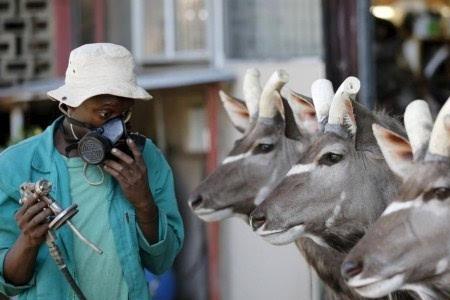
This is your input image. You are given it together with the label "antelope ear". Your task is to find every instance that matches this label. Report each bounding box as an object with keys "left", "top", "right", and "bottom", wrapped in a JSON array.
[
  {"left": 343, "top": 99, "right": 357, "bottom": 137},
  {"left": 288, "top": 90, "right": 319, "bottom": 134},
  {"left": 219, "top": 90, "right": 250, "bottom": 133},
  {"left": 373, "top": 124, "right": 414, "bottom": 179}
]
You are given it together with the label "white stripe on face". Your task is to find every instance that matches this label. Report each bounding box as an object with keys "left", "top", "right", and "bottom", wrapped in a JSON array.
[
  {"left": 253, "top": 172, "right": 279, "bottom": 205},
  {"left": 435, "top": 258, "right": 448, "bottom": 275},
  {"left": 325, "top": 191, "right": 346, "bottom": 228},
  {"left": 257, "top": 224, "right": 306, "bottom": 245},
  {"left": 222, "top": 151, "right": 251, "bottom": 165},
  {"left": 255, "top": 224, "right": 284, "bottom": 236},
  {"left": 381, "top": 199, "right": 421, "bottom": 216},
  {"left": 286, "top": 163, "right": 315, "bottom": 176},
  {"left": 348, "top": 274, "right": 405, "bottom": 298},
  {"left": 254, "top": 186, "right": 271, "bottom": 206},
  {"left": 303, "top": 233, "right": 330, "bottom": 248},
  {"left": 195, "top": 207, "right": 233, "bottom": 222},
  {"left": 402, "top": 284, "right": 437, "bottom": 300}
]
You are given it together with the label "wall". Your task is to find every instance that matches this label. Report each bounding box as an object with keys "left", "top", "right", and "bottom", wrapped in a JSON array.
[
  {"left": 138, "top": 87, "right": 210, "bottom": 300},
  {"left": 218, "top": 57, "right": 325, "bottom": 300},
  {"left": 106, "top": 0, "right": 132, "bottom": 49},
  {"left": 0, "top": 0, "right": 53, "bottom": 87}
]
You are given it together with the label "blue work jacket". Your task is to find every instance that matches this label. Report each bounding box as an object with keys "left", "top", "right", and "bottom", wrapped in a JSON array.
[{"left": 0, "top": 117, "right": 184, "bottom": 299}]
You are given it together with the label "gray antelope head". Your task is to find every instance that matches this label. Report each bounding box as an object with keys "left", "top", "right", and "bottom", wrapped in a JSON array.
[
  {"left": 343, "top": 99, "right": 450, "bottom": 299},
  {"left": 188, "top": 69, "right": 328, "bottom": 222},
  {"left": 250, "top": 76, "right": 406, "bottom": 250}
]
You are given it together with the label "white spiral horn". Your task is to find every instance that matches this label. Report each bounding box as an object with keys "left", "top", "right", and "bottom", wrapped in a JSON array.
[
  {"left": 311, "top": 79, "right": 334, "bottom": 125},
  {"left": 259, "top": 70, "right": 289, "bottom": 118},
  {"left": 427, "top": 97, "right": 450, "bottom": 159},
  {"left": 404, "top": 100, "right": 433, "bottom": 159},
  {"left": 326, "top": 76, "right": 360, "bottom": 136},
  {"left": 243, "top": 68, "right": 262, "bottom": 118}
]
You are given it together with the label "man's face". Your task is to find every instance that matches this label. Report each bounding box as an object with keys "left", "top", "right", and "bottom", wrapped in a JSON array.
[{"left": 68, "top": 94, "right": 135, "bottom": 127}]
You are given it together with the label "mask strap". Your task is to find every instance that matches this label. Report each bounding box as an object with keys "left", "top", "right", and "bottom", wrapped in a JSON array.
[
  {"left": 58, "top": 103, "right": 69, "bottom": 116},
  {"left": 123, "top": 110, "right": 132, "bottom": 123},
  {"left": 59, "top": 103, "right": 96, "bottom": 130},
  {"left": 83, "top": 163, "right": 105, "bottom": 186},
  {"left": 60, "top": 103, "right": 96, "bottom": 141},
  {"left": 69, "top": 124, "right": 80, "bottom": 140}
]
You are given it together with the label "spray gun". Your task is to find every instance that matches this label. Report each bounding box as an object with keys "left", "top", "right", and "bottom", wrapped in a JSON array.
[{"left": 20, "top": 180, "right": 103, "bottom": 300}]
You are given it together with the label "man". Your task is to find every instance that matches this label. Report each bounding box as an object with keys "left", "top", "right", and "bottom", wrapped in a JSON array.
[{"left": 0, "top": 43, "right": 184, "bottom": 299}]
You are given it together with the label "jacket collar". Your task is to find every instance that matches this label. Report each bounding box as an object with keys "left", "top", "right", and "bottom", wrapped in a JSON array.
[{"left": 31, "top": 116, "right": 64, "bottom": 173}]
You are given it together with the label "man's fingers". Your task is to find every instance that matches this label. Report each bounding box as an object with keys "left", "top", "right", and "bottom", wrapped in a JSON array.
[
  {"left": 22, "top": 201, "right": 47, "bottom": 222},
  {"left": 32, "top": 223, "right": 50, "bottom": 239},
  {"left": 104, "top": 159, "right": 141, "bottom": 180},
  {"left": 31, "top": 208, "right": 52, "bottom": 226},
  {"left": 111, "top": 148, "right": 134, "bottom": 165},
  {"left": 24, "top": 208, "right": 52, "bottom": 232},
  {"left": 16, "top": 193, "right": 38, "bottom": 219},
  {"left": 104, "top": 165, "right": 130, "bottom": 186},
  {"left": 127, "top": 138, "right": 144, "bottom": 164},
  {"left": 16, "top": 205, "right": 28, "bottom": 219},
  {"left": 104, "top": 159, "right": 126, "bottom": 174},
  {"left": 20, "top": 193, "right": 38, "bottom": 208}
]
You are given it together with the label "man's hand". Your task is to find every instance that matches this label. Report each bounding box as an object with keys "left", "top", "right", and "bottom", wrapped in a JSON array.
[
  {"left": 5, "top": 193, "right": 50, "bottom": 285},
  {"left": 15, "top": 193, "right": 51, "bottom": 248},
  {"left": 103, "top": 138, "right": 152, "bottom": 208},
  {"left": 103, "top": 138, "right": 159, "bottom": 243}
]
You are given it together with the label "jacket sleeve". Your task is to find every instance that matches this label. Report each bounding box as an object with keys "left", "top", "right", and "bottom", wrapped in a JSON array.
[
  {"left": 0, "top": 188, "right": 35, "bottom": 296},
  {"left": 136, "top": 140, "right": 184, "bottom": 275}
]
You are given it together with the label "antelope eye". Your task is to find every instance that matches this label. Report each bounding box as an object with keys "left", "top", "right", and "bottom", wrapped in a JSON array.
[
  {"left": 318, "top": 152, "right": 343, "bottom": 166},
  {"left": 256, "top": 143, "right": 274, "bottom": 154},
  {"left": 428, "top": 187, "right": 450, "bottom": 201}
]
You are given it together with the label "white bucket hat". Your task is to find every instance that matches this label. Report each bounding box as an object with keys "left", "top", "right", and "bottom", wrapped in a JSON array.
[{"left": 47, "top": 43, "right": 152, "bottom": 107}]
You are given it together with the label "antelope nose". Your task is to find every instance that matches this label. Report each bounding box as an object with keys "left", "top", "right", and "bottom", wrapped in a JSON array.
[
  {"left": 341, "top": 260, "right": 363, "bottom": 281},
  {"left": 189, "top": 194, "right": 204, "bottom": 210},
  {"left": 250, "top": 213, "right": 266, "bottom": 231}
]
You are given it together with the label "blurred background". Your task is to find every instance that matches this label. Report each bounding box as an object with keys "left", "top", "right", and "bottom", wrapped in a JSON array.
[{"left": 0, "top": 0, "right": 449, "bottom": 299}]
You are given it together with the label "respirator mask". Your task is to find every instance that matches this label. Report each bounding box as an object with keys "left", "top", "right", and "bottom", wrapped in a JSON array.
[
  {"left": 60, "top": 104, "right": 145, "bottom": 165},
  {"left": 59, "top": 104, "right": 145, "bottom": 185},
  {"left": 77, "top": 116, "right": 129, "bottom": 165}
]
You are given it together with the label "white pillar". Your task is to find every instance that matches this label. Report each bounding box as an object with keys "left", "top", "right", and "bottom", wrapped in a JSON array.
[
  {"left": 154, "top": 99, "right": 167, "bottom": 153},
  {"left": 212, "top": 0, "right": 225, "bottom": 68},
  {"left": 10, "top": 105, "right": 24, "bottom": 141}
]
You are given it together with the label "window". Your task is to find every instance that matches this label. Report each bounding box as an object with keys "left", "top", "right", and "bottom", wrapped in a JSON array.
[
  {"left": 132, "top": 0, "right": 211, "bottom": 63},
  {"left": 224, "top": 0, "right": 322, "bottom": 60}
]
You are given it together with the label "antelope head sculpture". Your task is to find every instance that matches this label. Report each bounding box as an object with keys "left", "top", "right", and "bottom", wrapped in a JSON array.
[
  {"left": 343, "top": 99, "right": 450, "bottom": 299},
  {"left": 249, "top": 77, "right": 412, "bottom": 299},
  {"left": 188, "top": 69, "right": 331, "bottom": 222}
]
